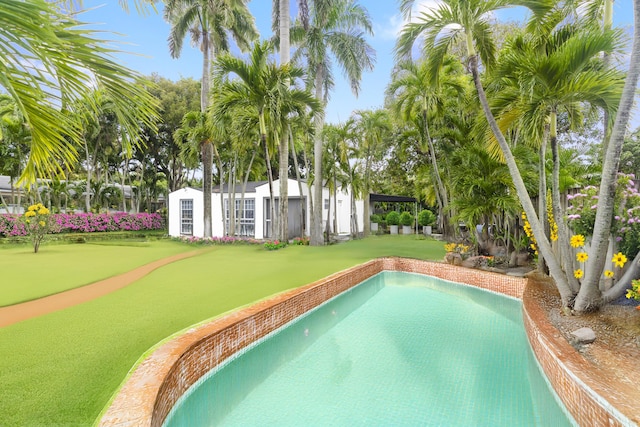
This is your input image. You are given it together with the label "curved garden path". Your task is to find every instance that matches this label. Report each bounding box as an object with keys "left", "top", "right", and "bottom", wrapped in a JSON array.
[{"left": 0, "top": 249, "right": 208, "bottom": 328}]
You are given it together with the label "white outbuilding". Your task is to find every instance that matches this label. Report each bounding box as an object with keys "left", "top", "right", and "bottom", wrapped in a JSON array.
[{"left": 168, "top": 178, "right": 364, "bottom": 239}]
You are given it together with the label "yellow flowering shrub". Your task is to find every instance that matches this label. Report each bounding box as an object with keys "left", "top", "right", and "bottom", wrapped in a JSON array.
[
  {"left": 521, "top": 212, "right": 538, "bottom": 255},
  {"left": 626, "top": 279, "right": 640, "bottom": 309},
  {"left": 22, "top": 203, "right": 51, "bottom": 253}
]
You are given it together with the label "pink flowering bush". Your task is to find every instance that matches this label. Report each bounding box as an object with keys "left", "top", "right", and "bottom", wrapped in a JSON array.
[
  {"left": 567, "top": 173, "right": 640, "bottom": 258},
  {"left": 0, "top": 212, "right": 164, "bottom": 237}
]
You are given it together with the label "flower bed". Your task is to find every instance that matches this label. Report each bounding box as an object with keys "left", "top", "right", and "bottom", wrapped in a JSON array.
[{"left": 0, "top": 212, "right": 164, "bottom": 237}]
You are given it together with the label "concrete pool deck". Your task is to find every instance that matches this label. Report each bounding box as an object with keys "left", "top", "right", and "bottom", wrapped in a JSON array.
[{"left": 99, "top": 258, "right": 638, "bottom": 427}]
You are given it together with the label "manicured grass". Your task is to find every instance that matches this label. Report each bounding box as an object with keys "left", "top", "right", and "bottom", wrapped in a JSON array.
[
  {"left": 0, "top": 240, "right": 197, "bottom": 306},
  {"left": 0, "top": 235, "right": 444, "bottom": 426}
]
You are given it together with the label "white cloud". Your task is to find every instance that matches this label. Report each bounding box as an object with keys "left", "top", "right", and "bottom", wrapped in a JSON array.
[{"left": 376, "top": 0, "right": 443, "bottom": 41}]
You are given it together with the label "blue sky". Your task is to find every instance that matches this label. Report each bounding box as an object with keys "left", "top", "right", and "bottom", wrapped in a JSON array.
[{"left": 81, "top": 1, "right": 636, "bottom": 125}]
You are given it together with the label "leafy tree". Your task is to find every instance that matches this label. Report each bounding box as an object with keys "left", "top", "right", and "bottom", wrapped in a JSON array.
[
  {"left": 0, "top": 0, "right": 158, "bottom": 181},
  {"left": 291, "top": 0, "right": 375, "bottom": 245},
  {"left": 164, "top": 0, "right": 258, "bottom": 237},
  {"left": 213, "top": 40, "right": 320, "bottom": 238}
]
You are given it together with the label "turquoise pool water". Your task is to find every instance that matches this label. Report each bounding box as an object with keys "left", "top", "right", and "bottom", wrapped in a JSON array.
[{"left": 163, "top": 272, "right": 575, "bottom": 426}]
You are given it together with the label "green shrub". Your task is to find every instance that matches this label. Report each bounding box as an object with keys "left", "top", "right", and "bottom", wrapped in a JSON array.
[
  {"left": 399, "top": 212, "right": 414, "bottom": 226},
  {"left": 418, "top": 210, "right": 436, "bottom": 227},
  {"left": 386, "top": 211, "right": 400, "bottom": 226},
  {"left": 370, "top": 214, "right": 382, "bottom": 223}
]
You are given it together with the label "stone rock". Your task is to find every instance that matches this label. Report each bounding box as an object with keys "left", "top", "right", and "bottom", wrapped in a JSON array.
[
  {"left": 445, "top": 252, "right": 463, "bottom": 266},
  {"left": 461, "top": 255, "right": 488, "bottom": 269},
  {"left": 571, "top": 327, "right": 596, "bottom": 344}
]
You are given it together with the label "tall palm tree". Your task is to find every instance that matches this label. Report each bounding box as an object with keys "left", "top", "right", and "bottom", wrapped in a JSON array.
[
  {"left": 175, "top": 110, "right": 216, "bottom": 233},
  {"left": 276, "top": 0, "right": 292, "bottom": 241},
  {"left": 387, "top": 56, "right": 467, "bottom": 238},
  {"left": 291, "top": 0, "right": 375, "bottom": 245},
  {"left": 352, "top": 109, "right": 391, "bottom": 236},
  {"left": 165, "top": 0, "right": 258, "bottom": 237},
  {"left": 0, "top": 0, "right": 159, "bottom": 182},
  {"left": 323, "top": 122, "right": 352, "bottom": 235}
]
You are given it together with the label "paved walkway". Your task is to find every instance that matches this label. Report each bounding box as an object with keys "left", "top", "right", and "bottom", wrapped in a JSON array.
[{"left": 0, "top": 249, "right": 207, "bottom": 328}]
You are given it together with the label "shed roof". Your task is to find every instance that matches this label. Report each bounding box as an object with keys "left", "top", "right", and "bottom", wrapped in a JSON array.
[{"left": 370, "top": 193, "right": 416, "bottom": 203}]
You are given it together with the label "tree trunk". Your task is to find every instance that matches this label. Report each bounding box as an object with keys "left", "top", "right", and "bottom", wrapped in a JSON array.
[
  {"left": 537, "top": 138, "right": 548, "bottom": 274},
  {"left": 289, "top": 126, "right": 306, "bottom": 236},
  {"left": 202, "top": 141, "right": 213, "bottom": 238},
  {"left": 468, "top": 52, "right": 574, "bottom": 306},
  {"left": 239, "top": 150, "right": 256, "bottom": 237},
  {"left": 84, "top": 138, "right": 91, "bottom": 213},
  {"left": 213, "top": 145, "right": 226, "bottom": 237},
  {"left": 311, "top": 67, "right": 325, "bottom": 245},
  {"left": 121, "top": 157, "right": 128, "bottom": 213},
  {"left": 278, "top": 0, "right": 291, "bottom": 243},
  {"left": 422, "top": 107, "right": 449, "bottom": 237},
  {"left": 601, "top": 0, "right": 614, "bottom": 157},
  {"left": 576, "top": 0, "right": 640, "bottom": 311},
  {"left": 350, "top": 189, "right": 359, "bottom": 238},
  {"left": 550, "top": 112, "right": 580, "bottom": 293},
  {"left": 333, "top": 172, "right": 338, "bottom": 234},
  {"left": 263, "top": 133, "right": 276, "bottom": 239},
  {"left": 302, "top": 139, "right": 315, "bottom": 237}
]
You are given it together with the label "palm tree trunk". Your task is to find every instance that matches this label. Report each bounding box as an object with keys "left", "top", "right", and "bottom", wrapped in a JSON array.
[
  {"left": 278, "top": 0, "right": 291, "bottom": 243},
  {"left": 469, "top": 53, "right": 574, "bottom": 306},
  {"left": 289, "top": 126, "right": 306, "bottom": 236},
  {"left": 240, "top": 150, "right": 256, "bottom": 237},
  {"left": 202, "top": 141, "right": 213, "bottom": 238},
  {"left": 576, "top": 0, "right": 640, "bottom": 311},
  {"left": 601, "top": 0, "right": 614, "bottom": 157},
  {"left": 302, "top": 138, "right": 315, "bottom": 236},
  {"left": 263, "top": 133, "right": 276, "bottom": 239},
  {"left": 121, "top": 157, "right": 128, "bottom": 213},
  {"left": 350, "top": 188, "right": 358, "bottom": 238},
  {"left": 311, "top": 67, "right": 325, "bottom": 245},
  {"left": 537, "top": 132, "right": 548, "bottom": 274},
  {"left": 213, "top": 145, "right": 226, "bottom": 237},
  {"left": 549, "top": 112, "right": 580, "bottom": 293},
  {"left": 422, "top": 107, "right": 450, "bottom": 238},
  {"left": 84, "top": 138, "right": 91, "bottom": 213}
]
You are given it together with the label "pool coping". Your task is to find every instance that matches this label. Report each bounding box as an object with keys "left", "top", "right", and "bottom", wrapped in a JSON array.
[{"left": 98, "top": 257, "right": 637, "bottom": 427}]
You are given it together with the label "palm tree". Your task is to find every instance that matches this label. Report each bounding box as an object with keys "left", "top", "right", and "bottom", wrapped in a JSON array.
[
  {"left": 0, "top": 0, "right": 159, "bottom": 182},
  {"left": 352, "top": 109, "right": 391, "bottom": 236},
  {"left": 582, "top": 0, "right": 640, "bottom": 310},
  {"left": 397, "top": 0, "right": 640, "bottom": 311},
  {"left": 395, "top": 0, "right": 584, "bottom": 305},
  {"left": 164, "top": 0, "right": 258, "bottom": 237},
  {"left": 277, "top": 0, "right": 292, "bottom": 241},
  {"left": 323, "top": 122, "right": 352, "bottom": 235},
  {"left": 175, "top": 110, "right": 216, "bottom": 235},
  {"left": 212, "top": 40, "right": 321, "bottom": 237},
  {"left": 387, "top": 56, "right": 467, "bottom": 238},
  {"left": 490, "top": 21, "right": 625, "bottom": 300},
  {"left": 291, "top": 0, "right": 376, "bottom": 245}
]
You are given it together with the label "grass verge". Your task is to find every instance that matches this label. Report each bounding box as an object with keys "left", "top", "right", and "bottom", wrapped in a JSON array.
[{"left": 0, "top": 240, "right": 196, "bottom": 307}]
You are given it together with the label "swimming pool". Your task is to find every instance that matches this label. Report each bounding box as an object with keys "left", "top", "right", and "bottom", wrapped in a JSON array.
[{"left": 162, "top": 271, "right": 574, "bottom": 426}]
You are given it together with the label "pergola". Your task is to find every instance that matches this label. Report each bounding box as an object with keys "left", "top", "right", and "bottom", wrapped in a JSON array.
[{"left": 369, "top": 193, "right": 419, "bottom": 233}]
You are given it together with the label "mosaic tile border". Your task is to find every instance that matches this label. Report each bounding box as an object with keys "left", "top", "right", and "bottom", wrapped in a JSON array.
[{"left": 99, "top": 258, "right": 635, "bottom": 427}]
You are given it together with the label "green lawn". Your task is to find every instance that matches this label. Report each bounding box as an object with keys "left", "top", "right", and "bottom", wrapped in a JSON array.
[
  {"left": 0, "top": 235, "right": 445, "bottom": 426},
  {"left": 0, "top": 240, "right": 197, "bottom": 306}
]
